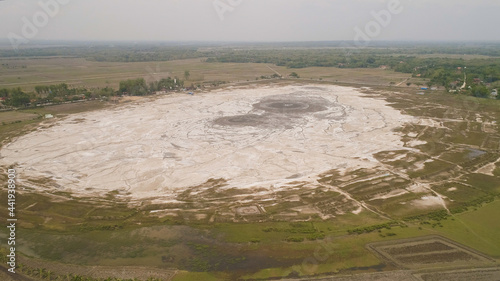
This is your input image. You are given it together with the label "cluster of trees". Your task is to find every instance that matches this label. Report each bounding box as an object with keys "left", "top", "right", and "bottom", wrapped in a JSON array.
[
  {"left": 402, "top": 57, "right": 500, "bottom": 87},
  {"left": 0, "top": 76, "right": 185, "bottom": 108},
  {"left": 0, "top": 88, "right": 31, "bottom": 107},
  {"left": 207, "top": 49, "right": 367, "bottom": 68},
  {"left": 415, "top": 61, "right": 499, "bottom": 98},
  {"left": 118, "top": 77, "right": 183, "bottom": 96},
  {"left": 256, "top": 73, "right": 282, "bottom": 80},
  {"left": 34, "top": 83, "right": 93, "bottom": 101},
  {"left": 347, "top": 221, "right": 400, "bottom": 235},
  {"left": 404, "top": 210, "right": 449, "bottom": 223},
  {"left": 0, "top": 83, "right": 118, "bottom": 108},
  {"left": 449, "top": 195, "right": 496, "bottom": 214},
  {"left": 149, "top": 77, "right": 184, "bottom": 92},
  {"left": 118, "top": 78, "right": 148, "bottom": 96}
]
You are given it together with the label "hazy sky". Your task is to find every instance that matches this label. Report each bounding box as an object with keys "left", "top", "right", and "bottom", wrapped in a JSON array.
[{"left": 1, "top": 0, "right": 500, "bottom": 43}]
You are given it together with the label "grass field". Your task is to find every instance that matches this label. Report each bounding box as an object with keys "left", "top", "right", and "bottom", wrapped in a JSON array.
[
  {"left": 2, "top": 188, "right": 499, "bottom": 280},
  {"left": 0, "top": 111, "right": 38, "bottom": 123},
  {"left": 0, "top": 57, "right": 287, "bottom": 91},
  {"left": 442, "top": 200, "right": 500, "bottom": 257},
  {"left": 0, "top": 57, "right": 424, "bottom": 92}
]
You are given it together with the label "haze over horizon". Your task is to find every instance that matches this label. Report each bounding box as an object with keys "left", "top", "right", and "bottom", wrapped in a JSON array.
[{"left": 1, "top": 0, "right": 500, "bottom": 44}]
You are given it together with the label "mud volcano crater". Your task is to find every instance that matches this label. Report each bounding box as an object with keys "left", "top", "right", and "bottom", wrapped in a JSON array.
[
  {"left": 253, "top": 94, "right": 329, "bottom": 114},
  {"left": 213, "top": 94, "right": 337, "bottom": 128}
]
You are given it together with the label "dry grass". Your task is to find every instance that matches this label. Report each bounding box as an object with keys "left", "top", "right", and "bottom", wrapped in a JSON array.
[
  {"left": 0, "top": 111, "right": 39, "bottom": 123},
  {"left": 0, "top": 57, "right": 427, "bottom": 92}
]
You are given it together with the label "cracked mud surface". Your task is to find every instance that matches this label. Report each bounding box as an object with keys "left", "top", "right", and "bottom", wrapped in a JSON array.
[{"left": 0, "top": 85, "right": 415, "bottom": 199}]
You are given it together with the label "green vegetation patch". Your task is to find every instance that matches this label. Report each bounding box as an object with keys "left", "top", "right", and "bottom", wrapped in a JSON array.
[{"left": 463, "top": 173, "right": 500, "bottom": 194}]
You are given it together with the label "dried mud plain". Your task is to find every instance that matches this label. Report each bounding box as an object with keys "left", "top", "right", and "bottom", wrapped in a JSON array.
[
  {"left": 1, "top": 85, "right": 414, "bottom": 201},
  {"left": 1, "top": 82, "right": 500, "bottom": 280}
]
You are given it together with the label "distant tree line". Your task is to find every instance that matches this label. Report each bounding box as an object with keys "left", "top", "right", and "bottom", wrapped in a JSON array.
[
  {"left": 2, "top": 43, "right": 500, "bottom": 62},
  {"left": 0, "top": 46, "right": 205, "bottom": 62}
]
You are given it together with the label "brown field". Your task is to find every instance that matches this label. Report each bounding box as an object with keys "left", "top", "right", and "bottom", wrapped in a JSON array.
[
  {"left": 0, "top": 111, "right": 39, "bottom": 123},
  {"left": 0, "top": 57, "right": 423, "bottom": 92}
]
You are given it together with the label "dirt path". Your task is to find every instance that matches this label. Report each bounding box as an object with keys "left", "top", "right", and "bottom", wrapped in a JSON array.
[
  {"left": 396, "top": 76, "right": 412, "bottom": 87},
  {"left": 267, "top": 65, "right": 283, "bottom": 77},
  {"left": 460, "top": 73, "right": 467, "bottom": 90}
]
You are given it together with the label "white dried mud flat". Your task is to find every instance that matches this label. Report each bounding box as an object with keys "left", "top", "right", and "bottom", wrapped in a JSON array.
[{"left": 1, "top": 85, "right": 415, "bottom": 200}]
